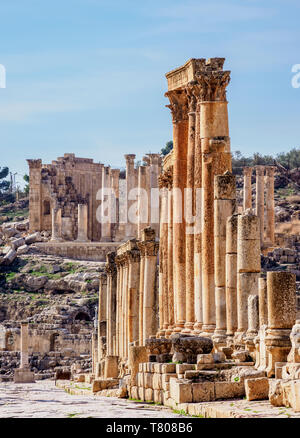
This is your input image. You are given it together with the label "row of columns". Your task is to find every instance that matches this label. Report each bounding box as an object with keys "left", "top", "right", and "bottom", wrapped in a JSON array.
[
  {"left": 243, "top": 165, "right": 276, "bottom": 246},
  {"left": 159, "top": 58, "right": 232, "bottom": 337},
  {"left": 96, "top": 227, "right": 159, "bottom": 377}
]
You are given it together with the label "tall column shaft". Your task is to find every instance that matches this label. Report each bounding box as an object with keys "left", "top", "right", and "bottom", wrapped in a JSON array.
[
  {"left": 125, "top": 154, "right": 137, "bottom": 239},
  {"left": 137, "top": 166, "right": 148, "bottom": 239},
  {"left": 265, "top": 166, "right": 275, "bottom": 245},
  {"left": 158, "top": 181, "right": 169, "bottom": 336},
  {"left": 255, "top": 166, "right": 265, "bottom": 246},
  {"left": 77, "top": 203, "right": 88, "bottom": 241},
  {"left": 167, "top": 177, "right": 174, "bottom": 333},
  {"left": 225, "top": 214, "right": 238, "bottom": 336},
  {"left": 236, "top": 212, "right": 260, "bottom": 337},
  {"left": 148, "top": 154, "right": 161, "bottom": 236},
  {"left": 243, "top": 167, "right": 253, "bottom": 211},
  {"left": 106, "top": 253, "right": 117, "bottom": 357},
  {"left": 51, "top": 207, "right": 62, "bottom": 241},
  {"left": 127, "top": 249, "right": 140, "bottom": 345},
  {"left": 101, "top": 166, "right": 111, "bottom": 241},
  {"left": 213, "top": 173, "right": 236, "bottom": 344},
  {"left": 184, "top": 90, "right": 196, "bottom": 332},
  {"left": 20, "top": 322, "right": 29, "bottom": 369}
]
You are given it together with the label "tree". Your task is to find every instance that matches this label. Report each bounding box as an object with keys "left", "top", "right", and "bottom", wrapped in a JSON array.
[
  {"left": 161, "top": 140, "right": 173, "bottom": 156},
  {"left": 23, "top": 174, "right": 29, "bottom": 195},
  {"left": 0, "top": 166, "right": 9, "bottom": 193}
]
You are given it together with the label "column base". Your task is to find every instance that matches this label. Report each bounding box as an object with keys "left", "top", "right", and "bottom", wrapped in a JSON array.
[
  {"left": 76, "top": 238, "right": 91, "bottom": 243},
  {"left": 50, "top": 237, "right": 63, "bottom": 242},
  {"left": 181, "top": 322, "right": 194, "bottom": 334},
  {"left": 193, "top": 322, "right": 203, "bottom": 335},
  {"left": 100, "top": 237, "right": 111, "bottom": 242},
  {"left": 173, "top": 322, "right": 185, "bottom": 333},
  {"left": 200, "top": 324, "right": 215, "bottom": 337},
  {"left": 156, "top": 329, "right": 166, "bottom": 338},
  {"left": 14, "top": 368, "right": 35, "bottom": 384},
  {"left": 212, "top": 329, "right": 227, "bottom": 348}
]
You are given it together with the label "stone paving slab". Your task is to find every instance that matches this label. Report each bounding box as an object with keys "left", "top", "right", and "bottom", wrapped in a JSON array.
[{"left": 0, "top": 380, "right": 182, "bottom": 418}]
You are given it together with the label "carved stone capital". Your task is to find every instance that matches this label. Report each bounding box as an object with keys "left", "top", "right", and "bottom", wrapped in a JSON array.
[
  {"left": 195, "top": 70, "right": 230, "bottom": 102},
  {"left": 27, "top": 159, "right": 42, "bottom": 169},
  {"left": 165, "top": 89, "right": 188, "bottom": 123}
]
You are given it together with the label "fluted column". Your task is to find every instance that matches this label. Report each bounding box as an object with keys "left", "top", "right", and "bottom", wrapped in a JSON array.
[
  {"left": 137, "top": 242, "right": 146, "bottom": 345},
  {"left": 265, "top": 166, "right": 275, "bottom": 245},
  {"left": 77, "top": 203, "right": 89, "bottom": 241},
  {"left": 255, "top": 165, "right": 265, "bottom": 246},
  {"left": 243, "top": 167, "right": 253, "bottom": 211},
  {"left": 165, "top": 89, "right": 188, "bottom": 332},
  {"left": 213, "top": 173, "right": 236, "bottom": 345}
]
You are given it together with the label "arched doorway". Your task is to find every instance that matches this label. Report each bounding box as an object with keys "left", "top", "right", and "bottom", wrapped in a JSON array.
[
  {"left": 49, "top": 333, "right": 59, "bottom": 351},
  {"left": 74, "top": 311, "right": 91, "bottom": 322}
]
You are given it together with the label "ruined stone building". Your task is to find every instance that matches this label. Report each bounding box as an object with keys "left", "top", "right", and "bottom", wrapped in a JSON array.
[{"left": 27, "top": 152, "right": 162, "bottom": 261}]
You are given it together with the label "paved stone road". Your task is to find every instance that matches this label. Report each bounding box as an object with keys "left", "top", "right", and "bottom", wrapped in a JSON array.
[{"left": 0, "top": 380, "right": 182, "bottom": 418}]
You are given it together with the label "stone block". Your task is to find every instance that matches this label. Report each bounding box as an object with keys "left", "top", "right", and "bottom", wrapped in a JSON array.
[
  {"left": 17, "top": 244, "right": 29, "bottom": 255},
  {"left": 138, "top": 386, "right": 145, "bottom": 402},
  {"left": 275, "top": 362, "right": 286, "bottom": 379},
  {"left": 192, "top": 382, "right": 215, "bottom": 402},
  {"left": 144, "top": 372, "right": 153, "bottom": 389},
  {"left": 214, "top": 381, "right": 245, "bottom": 400},
  {"left": 154, "top": 363, "right": 163, "bottom": 374},
  {"left": 153, "top": 389, "right": 163, "bottom": 404},
  {"left": 197, "top": 353, "right": 214, "bottom": 364},
  {"left": 14, "top": 368, "right": 35, "bottom": 384},
  {"left": 131, "top": 386, "right": 139, "bottom": 400},
  {"left": 104, "top": 356, "right": 118, "bottom": 379},
  {"left": 162, "top": 381, "right": 170, "bottom": 391},
  {"left": 161, "top": 363, "right": 176, "bottom": 374},
  {"left": 176, "top": 364, "right": 195, "bottom": 374},
  {"left": 145, "top": 388, "right": 153, "bottom": 402},
  {"left": 184, "top": 370, "right": 201, "bottom": 379},
  {"left": 245, "top": 377, "right": 269, "bottom": 401},
  {"left": 170, "top": 379, "right": 193, "bottom": 404},
  {"left": 213, "top": 352, "right": 226, "bottom": 363},
  {"left": 137, "top": 372, "right": 144, "bottom": 387},
  {"left": 152, "top": 373, "right": 162, "bottom": 390}
]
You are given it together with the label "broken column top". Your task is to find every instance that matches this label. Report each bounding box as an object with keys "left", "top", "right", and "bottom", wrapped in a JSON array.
[{"left": 165, "top": 57, "right": 229, "bottom": 91}]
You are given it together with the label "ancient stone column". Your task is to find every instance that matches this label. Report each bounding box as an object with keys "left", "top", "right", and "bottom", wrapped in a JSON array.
[
  {"left": 110, "top": 169, "right": 120, "bottom": 240},
  {"left": 137, "top": 241, "right": 146, "bottom": 346},
  {"left": 166, "top": 171, "right": 175, "bottom": 335},
  {"left": 157, "top": 175, "right": 169, "bottom": 337},
  {"left": 213, "top": 173, "right": 236, "bottom": 346},
  {"left": 142, "top": 228, "right": 159, "bottom": 342},
  {"left": 183, "top": 86, "right": 196, "bottom": 333},
  {"left": 245, "top": 295, "right": 259, "bottom": 358},
  {"left": 27, "top": 159, "right": 42, "bottom": 232},
  {"left": 148, "top": 153, "right": 161, "bottom": 236},
  {"left": 98, "top": 273, "right": 107, "bottom": 361},
  {"left": 137, "top": 166, "right": 149, "bottom": 239},
  {"left": 101, "top": 166, "right": 111, "bottom": 242},
  {"left": 198, "top": 60, "right": 232, "bottom": 336},
  {"left": 125, "top": 154, "right": 137, "bottom": 239},
  {"left": 115, "top": 261, "right": 121, "bottom": 357},
  {"left": 165, "top": 89, "right": 188, "bottom": 332},
  {"left": 77, "top": 203, "right": 89, "bottom": 241},
  {"left": 193, "top": 95, "right": 202, "bottom": 334},
  {"left": 105, "top": 252, "right": 117, "bottom": 357},
  {"left": 265, "top": 166, "right": 275, "bottom": 245},
  {"left": 243, "top": 167, "right": 253, "bottom": 211},
  {"left": 126, "top": 243, "right": 140, "bottom": 345},
  {"left": 257, "top": 277, "right": 268, "bottom": 370},
  {"left": 266, "top": 272, "right": 296, "bottom": 377},
  {"left": 51, "top": 207, "right": 62, "bottom": 241},
  {"left": 255, "top": 165, "right": 265, "bottom": 246},
  {"left": 20, "top": 321, "right": 30, "bottom": 369},
  {"left": 236, "top": 212, "right": 260, "bottom": 339},
  {"left": 225, "top": 214, "right": 238, "bottom": 336},
  {"left": 91, "top": 332, "right": 97, "bottom": 375}
]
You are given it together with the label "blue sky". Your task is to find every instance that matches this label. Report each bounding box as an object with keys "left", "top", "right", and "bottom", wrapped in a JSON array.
[{"left": 0, "top": 0, "right": 300, "bottom": 186}]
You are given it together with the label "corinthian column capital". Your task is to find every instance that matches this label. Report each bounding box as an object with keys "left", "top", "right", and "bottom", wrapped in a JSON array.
[
  {"left": 195, "top": 70, "right": 231, "bottom": 102},
  {"left": 165, "top": 89, "right": 188, "bottom": 123}
]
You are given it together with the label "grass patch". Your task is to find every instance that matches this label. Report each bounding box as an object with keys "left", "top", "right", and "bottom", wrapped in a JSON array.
[{"left": 173, "top": 409, "right": 188, "bottom": 416}]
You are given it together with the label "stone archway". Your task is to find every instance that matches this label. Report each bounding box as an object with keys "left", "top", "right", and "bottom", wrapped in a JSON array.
[{"left": 74, "top": 311, "right": 91, "bottom": 322}]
